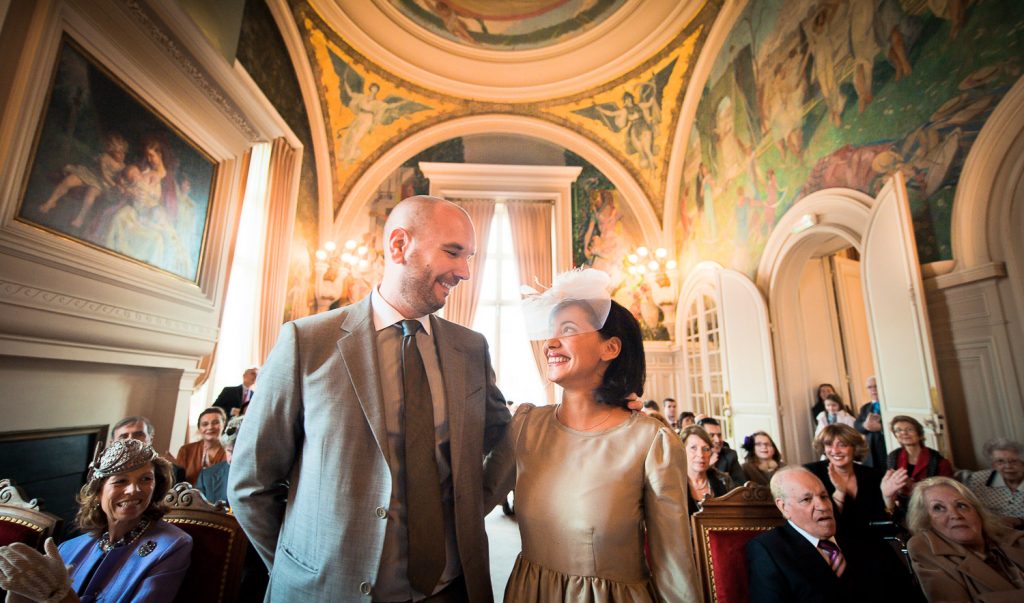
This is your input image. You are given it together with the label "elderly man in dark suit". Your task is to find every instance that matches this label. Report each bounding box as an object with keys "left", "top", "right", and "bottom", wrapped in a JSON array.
[
  {"left": 229, "top": 196, "right": 511, "bottom": 602},
  {"left": 747, "top": 466, "right": 922, "bottom": 603}
]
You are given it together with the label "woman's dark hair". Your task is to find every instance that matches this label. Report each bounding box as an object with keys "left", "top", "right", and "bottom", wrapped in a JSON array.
[
  {"left": 823, "top": 393, "right": 849, "bottom": 414},
  {"left": 197, "top": 406, "right": 226, "bottom": 428},
  {"left": 594, "top": 300, "right": 645, "bottom": 408},
  {"left": 742, "top": 431, "right": 782, "bottom": 463}
]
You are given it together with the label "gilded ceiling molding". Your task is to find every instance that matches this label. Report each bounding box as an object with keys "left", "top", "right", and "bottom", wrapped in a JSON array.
[
  {"left": 315, "top": 0, "right": 703, "bottom": 101},
  {"left": 119, "top": 0, "right": 260, "bottom": 141},
  {"left": 296, "top": 0, "right": 722, "bottom": 219}
]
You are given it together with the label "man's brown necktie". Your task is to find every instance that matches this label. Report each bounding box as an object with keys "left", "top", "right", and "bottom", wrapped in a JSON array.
[{"left": 400, "top": 320, "right": 445, "bottom": 595}]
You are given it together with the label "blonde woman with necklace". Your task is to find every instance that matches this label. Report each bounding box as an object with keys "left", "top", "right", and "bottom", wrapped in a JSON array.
[{"left": 498, "top": 269, "right": 701, "bottom": 602}]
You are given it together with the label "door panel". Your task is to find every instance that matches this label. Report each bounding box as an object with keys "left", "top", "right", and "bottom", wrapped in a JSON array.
[
  {"left": 832, "top": 255, "right": 876, "bottom": 413},
  {"left": 719, "top": 269, "right": 781, "bottom": 449},
  {"left": 861, "top": 175, "right": 949, "bottom": 453}
]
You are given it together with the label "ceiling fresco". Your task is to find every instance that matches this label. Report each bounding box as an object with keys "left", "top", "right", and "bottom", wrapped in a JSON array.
[
  {"left": 386, "top": 0, "right": 628, "bottom": 51},
  {"left": 296, "top": 0, "right": 721, "bottom": 218}
]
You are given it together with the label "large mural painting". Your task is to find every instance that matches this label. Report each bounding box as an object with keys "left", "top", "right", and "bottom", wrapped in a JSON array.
[
  {"left": 568, "top": 151, "right": 674, "bottom": 341},
  {"left": 679, "top": 0, "right": 1024, "bottom": 277},
  {"left": 388, "top": 0, "right": 627, "bottom": 50}
]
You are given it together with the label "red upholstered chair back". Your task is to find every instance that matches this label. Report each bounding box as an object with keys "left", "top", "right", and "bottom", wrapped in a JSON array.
[
  {"left": 691, "top": 483, "right": 785, "bottom": 603},
  {"left": 163, "top": 483, "right": 248, "bottom": 603},
  {"left": 0, "top": 479, "right": 63, "bottom": 551}
]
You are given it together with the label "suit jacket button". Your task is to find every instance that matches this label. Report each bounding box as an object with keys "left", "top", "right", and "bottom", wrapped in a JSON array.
[
  {"left": 375, "top": 506, "right": 387, "bottom": 518},
  {"left": 359, "top": 581, "right": 372, "bottom": 595}
]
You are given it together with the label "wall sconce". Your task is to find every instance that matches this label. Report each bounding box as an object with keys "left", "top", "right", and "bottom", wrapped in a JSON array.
[
  {"left": 314, "top": 239, "right": 378, "bottom": 312},
  {"left": 625, "top": 246, "right": 680, "bottom": 336}
]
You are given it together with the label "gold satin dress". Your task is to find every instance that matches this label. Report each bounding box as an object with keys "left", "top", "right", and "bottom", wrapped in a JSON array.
[{"left": 504, "top": 404, "right": 701, "bottom": 602}]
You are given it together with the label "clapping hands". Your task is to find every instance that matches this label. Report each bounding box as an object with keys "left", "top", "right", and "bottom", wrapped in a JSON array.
[{"left": 0, "top": 537, "right": 72, "bottom": 603}]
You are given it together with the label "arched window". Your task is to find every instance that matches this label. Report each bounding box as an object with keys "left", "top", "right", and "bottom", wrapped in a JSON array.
[{"left": 683, "top": 291, "right": 728, "bottom": 432}]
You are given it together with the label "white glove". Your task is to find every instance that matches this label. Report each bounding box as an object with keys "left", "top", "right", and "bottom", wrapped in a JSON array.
[{"left": 0, "top": 538, "right": 72, "bottom": 603}]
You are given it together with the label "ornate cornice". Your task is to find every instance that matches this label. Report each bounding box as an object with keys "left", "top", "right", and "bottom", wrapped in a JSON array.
[
  {"left": 120, "top": 0, "right": 260, "bottom": 141},
  {"left": 0, "top": 280, "right": 218, "bottom": 341}
]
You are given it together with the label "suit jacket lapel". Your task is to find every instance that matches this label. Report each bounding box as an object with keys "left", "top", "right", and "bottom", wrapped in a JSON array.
[
  {"left": 432, "top": 316, "right": 467, "bottom": 479},
  {"left": 780, "top": 523, "right": 841, "bottom": 586},
  {"left": 337, "top": 298, "right": 389, "bottom": 467}
]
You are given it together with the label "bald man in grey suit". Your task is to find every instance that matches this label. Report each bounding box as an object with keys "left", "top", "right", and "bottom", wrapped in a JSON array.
[{"left": 229, "top": 197, "right": 511, "bottom": 602}]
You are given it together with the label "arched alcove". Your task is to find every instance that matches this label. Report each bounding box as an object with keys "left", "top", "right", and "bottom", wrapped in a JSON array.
[
  {"left": 333, "top": 114, "right": 662, "bottom": 249},
  {"left": 757, "top": 188, "right": 874, "bottom": 462}
]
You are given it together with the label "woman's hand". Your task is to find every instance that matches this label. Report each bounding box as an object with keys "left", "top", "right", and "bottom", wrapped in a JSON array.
[
  {"left": 624, "top": 393, "right": 643, "bottom": 412},
  {"left": 0, "top": 538, "right": 72, "bottom": 603},
  {"left": 827, "top": 462, "right": 858, "bottom": 503},
  {"left": 881, "top": 468, "right": 909, "bottom": 510}
]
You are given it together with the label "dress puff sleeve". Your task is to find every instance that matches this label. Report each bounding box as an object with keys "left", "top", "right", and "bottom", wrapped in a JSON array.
[
  {"left": 486, "top": 402, "right": 537, "bottom": 511},
  {"left": 644, "top": 427, "right": 703, "bottom": 602}
]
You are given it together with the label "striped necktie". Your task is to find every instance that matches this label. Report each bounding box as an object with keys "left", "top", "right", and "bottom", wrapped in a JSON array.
[{"left": 818, "top": 539, "right": 846, "bottom": 577}]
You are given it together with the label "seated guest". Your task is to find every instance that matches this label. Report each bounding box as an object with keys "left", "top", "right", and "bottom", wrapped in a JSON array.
[
  {"left": 886, "top": 415, "right": 953, "bottom": 523},
  {"left": 959, "top": 438, "right": 1024, "bottom": 530},
  {"left": 804, "top": 424, "right": 906, "bottom": 530},
  {"left": 173, "top": 407, "right": 227, "bottom": 484},
  {"left": 196, "top": 415, "right": 243, "bottom": 505},
  {"left": 907, "top": 476, "right": 1024, "bottom": 602},
  {"left": 678, "top": 411, "right": 696, "bottom": 428},
  {"left": 814, "top": 394, "right": 856, "bottom": 436},
  {"left": 662, "top": 397, "right": 678, "bottom": 429},
  {"left": 641, "top": 399, "right": 660, "bottom": 415},
  {"left": 742, "top": 430, "right": 785, "bottom": 486},
  {"left": 111, "top": 415, "right": 186, "bottom": 483},
  {"left": 682, "top": 425, "right": 735, "bottom": 514},
  {"left": 213, "top": 365, "right": 258, "bottom": 417},
  {"left": 698, "top": 416, "right": 748, "bottom": 485},
  {"left": 0, "top": 440, "right": 192, "bottom": 602},
  {"left": 747, "top": 466, "right": 923, "bottom": 602}
]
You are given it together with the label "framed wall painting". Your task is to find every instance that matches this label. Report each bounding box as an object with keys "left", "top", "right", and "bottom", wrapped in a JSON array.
[{"left": 16, "top": 35, "right": 216, "bottom": 283}]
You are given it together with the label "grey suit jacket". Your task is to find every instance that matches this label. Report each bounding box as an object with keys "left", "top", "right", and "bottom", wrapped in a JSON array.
[{"left": 228, "top": 297, "right": 511, "bottom": 602}]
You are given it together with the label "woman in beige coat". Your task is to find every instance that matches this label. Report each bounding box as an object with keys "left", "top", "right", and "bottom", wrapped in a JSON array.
[{"left": 906, "top": 476, "right": 1024, "bottom": 602}]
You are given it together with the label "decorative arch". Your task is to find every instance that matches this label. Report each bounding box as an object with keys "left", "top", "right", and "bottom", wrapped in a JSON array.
[
  {"left": 756, "top": 187, "right": 874, "bottom": 461},
  {"left": 333, "top": 113, "right": 662, "bottom": 247},
  {"left": 949, "top": 75, "right": 1024, "bottom": 273}
]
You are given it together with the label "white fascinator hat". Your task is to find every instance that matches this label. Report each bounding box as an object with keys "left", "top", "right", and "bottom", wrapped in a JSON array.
[{"left": 520, "top": 268, "right": 612, "bottom": 341}]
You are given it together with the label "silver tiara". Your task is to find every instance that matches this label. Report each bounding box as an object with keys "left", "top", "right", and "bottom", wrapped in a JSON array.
[{"left": 90, "top": 439, "right": 158, "bottom": 481}]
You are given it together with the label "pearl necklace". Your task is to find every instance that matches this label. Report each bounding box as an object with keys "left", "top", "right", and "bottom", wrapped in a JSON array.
[{"left": 98, "top": 517, "right": 151, "bottom": 553}]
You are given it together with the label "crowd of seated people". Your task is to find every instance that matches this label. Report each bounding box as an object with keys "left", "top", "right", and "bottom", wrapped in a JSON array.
[{"left": 1, "top": 387, "right": 1021, "bottom": 602}]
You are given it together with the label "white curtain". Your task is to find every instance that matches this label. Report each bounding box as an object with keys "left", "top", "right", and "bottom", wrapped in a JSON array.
[
  {"left": 506, "top": 201, "right": 554, "bottom": 403},
  {"left": 444, "top": 198, "right": 495, "bottom": 328}
]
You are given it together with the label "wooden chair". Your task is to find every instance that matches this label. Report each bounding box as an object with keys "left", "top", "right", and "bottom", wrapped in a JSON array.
[
  {"left": 163, "top": 482, "right": 248, "bottom": 603},
  {"left": 690, "top": 483, "right": 786, "bottom": 603},
  {"left": 0, "top": 478, "right": 63, "bottom": 550}
]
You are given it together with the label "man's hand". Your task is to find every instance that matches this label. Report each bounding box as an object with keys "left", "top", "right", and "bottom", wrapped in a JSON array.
[{"left": 865, "top": 413, "right": 883, "bottom": 432}]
